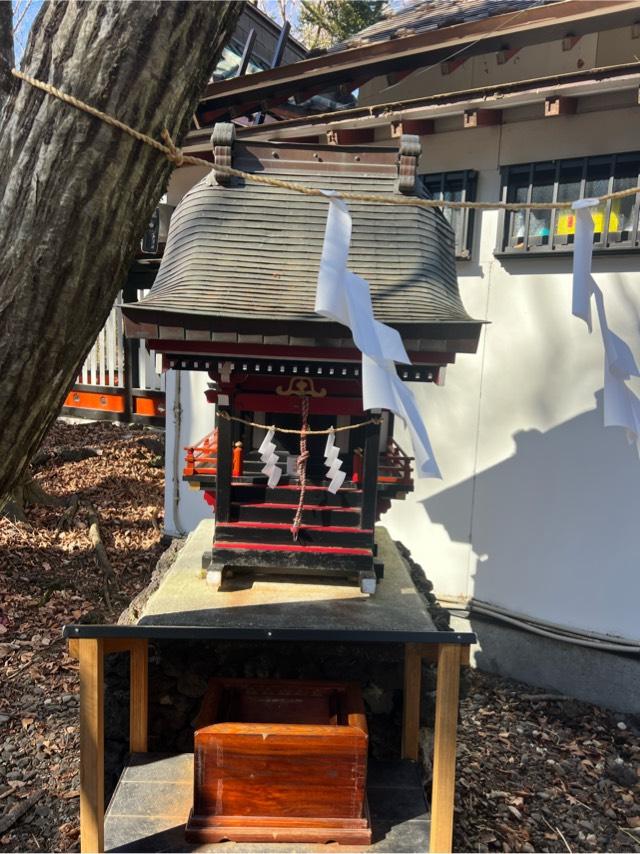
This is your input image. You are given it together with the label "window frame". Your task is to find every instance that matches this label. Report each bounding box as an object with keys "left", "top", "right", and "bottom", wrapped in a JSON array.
[
  {"left": 420, "top": 169, "right": 477, "bottom": 260},
  {"left": 496, "top": 153, "right": 640, "bottom": 256}
]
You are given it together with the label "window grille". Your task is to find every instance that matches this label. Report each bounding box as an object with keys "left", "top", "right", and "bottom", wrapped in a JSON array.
[
  {"left": 497, "top": 153, "right": 640, "bottom": 254},
  {"left": 421, "top": 170, "right": 477, "bottom": 259}
]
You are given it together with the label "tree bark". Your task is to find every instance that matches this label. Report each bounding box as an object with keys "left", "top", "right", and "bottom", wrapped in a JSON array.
[
  {"left": 0, "top": 1, "right": 14, "bottom": 108},
  {"left": 0, "top": 0, "right": 242, "bottom": 506}
]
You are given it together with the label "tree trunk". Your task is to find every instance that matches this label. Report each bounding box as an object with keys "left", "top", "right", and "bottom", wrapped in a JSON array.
[{"left": 0, "top": 0, "right": 242, "bottom": 506}]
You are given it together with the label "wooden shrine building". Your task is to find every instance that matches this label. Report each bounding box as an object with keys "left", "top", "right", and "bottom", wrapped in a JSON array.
[{"left": 122, "top": 124, "right": 481, "bottom": 591}]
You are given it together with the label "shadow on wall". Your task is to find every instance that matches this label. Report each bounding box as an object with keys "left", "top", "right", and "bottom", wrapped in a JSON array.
[{"left": 422, "top": 389, "right": 640, "bottom": 643}]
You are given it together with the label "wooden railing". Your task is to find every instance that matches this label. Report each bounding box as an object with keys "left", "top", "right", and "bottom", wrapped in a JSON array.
[
  {"left": 184, "top": 428, "right": 218, "bottom": 477},
  {"left": 62, "top": 288, "right": 165, "bottom": 424},
  {"left": 378, "top": 439, "right": 414, "bottom": 487}
]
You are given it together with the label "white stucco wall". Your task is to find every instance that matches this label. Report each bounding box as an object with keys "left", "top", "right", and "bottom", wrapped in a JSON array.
[
  {"left": 381, "top": 108, "right": 640, "bottom": 643},
  {"left": 161, "top": 104, "right": 640, "bottom": 643},
  {"left": 163, "top": 370, "right": 215, "bottom": 538}
]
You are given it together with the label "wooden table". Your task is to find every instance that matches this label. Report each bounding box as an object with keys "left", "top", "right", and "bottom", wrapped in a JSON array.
[{"left": 64, "top": 522, "right": 474, "bottom": 854}]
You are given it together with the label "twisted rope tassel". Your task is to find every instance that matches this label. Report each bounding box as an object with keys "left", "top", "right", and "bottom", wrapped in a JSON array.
[{"left": 291, "top": 396, "right": 310, "bottom": 542}]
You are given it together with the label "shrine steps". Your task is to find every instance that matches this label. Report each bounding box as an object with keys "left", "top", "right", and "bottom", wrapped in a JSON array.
[
  {"left": 216, "top": 521, "right": 373, "bottom": 549},
  {"left": 209, "top": 540, "right": 374, "bottom": 573},
  {"left": 231, "top": 483, "right": 363, "bottom": 508},
  {"left": 211, "top": 483, "right": 374, "bottom": 581},
  {"left": 231, "top": 502, "right": 362, "bottom": 527}
]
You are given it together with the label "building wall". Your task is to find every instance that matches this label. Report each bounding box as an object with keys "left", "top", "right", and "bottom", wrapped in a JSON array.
[
  {"left": 358, "top": 21, "right": 639, "bottom": 107},
  {"left": 381, "top": 105, "right": 640, "bottom": 643}
]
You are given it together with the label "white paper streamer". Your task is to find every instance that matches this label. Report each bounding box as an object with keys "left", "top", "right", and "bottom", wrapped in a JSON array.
[
  {"left": 324, "top": 430, "right": 335, "bottom": 457},
  {"left": 571, "top": 199, "right": 599, "bottom": 332},
  {"left": 325, "top": 445, "right": 340, "bottom": 465},
  {"left": 322, "top": 426, "right": 346, "bottom": 493},
  {"left": 258, "top": 427, "right": 283, "bottom": 487},
  {"left": 328, "top": 470, "right": 347, "bottom": 493},
  {"left": 267, "top": 466, "right": 282, "bottom": 488},
  {"left": 258, "top": 428, "right": 276, "bottom": 458},
  {"left": 316, "top": 194, "right": 440, "bottom": 478},
  {"left": 327, "top": 459, "right": 343, "bottom": 479},
  {"left": 571, "top": 200, "right": 640, "bottom": 449}
]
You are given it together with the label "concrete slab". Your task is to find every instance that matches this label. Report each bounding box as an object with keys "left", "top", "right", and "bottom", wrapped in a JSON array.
[
  {"left": 136, "top": 522, "right": 437, "bottom": 637},
  {"left": 105, "top": 753, "right": 430, "bottom": 853}
]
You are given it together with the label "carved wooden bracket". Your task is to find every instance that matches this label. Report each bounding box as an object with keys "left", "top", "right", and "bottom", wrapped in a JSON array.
[
  {"left": 396, "top": 134, "right": 421, "bottom": 195},
  {"left": 211, "top": 122, "right": 235, "bottom": 186}
]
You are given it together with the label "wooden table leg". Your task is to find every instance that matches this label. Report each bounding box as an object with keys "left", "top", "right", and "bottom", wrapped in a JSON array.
[
  {"left": 430, "top": 644, "right": 463, "bottom": 854},
  {"left": 401, "top": 642, "right": 422, "bottom": 760},
  {"left": 129, "top": 639, "right": 148, "bottom": 753},
  {"left": 79, "top": 638, "right": 104, "bottom": 854}
]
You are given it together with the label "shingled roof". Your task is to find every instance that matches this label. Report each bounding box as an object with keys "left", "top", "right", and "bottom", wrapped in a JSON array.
[
  {"left": 123, "top": 129, "right": 478, "bottom": 345},
  {"left": 334, "top": 0, "right": 558, "bottom": 49}
]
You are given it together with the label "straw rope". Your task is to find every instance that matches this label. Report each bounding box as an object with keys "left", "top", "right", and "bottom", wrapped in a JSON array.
[
  {"left": 218, "top": 410, "right": 381, "bottom": 435},
  {"left": 291, "top": 395, "right": 310, "bottom": 541},
  {"left": 11, "top": 67, "right": 640, "bottom": 213}
]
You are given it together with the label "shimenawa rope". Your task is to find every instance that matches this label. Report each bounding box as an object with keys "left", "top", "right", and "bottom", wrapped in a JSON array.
[
  {"left": 11, "top": 68, "right": 640, "bottom": 213},
  {"left": 291, "top": 395, "right": 310, "bottom": 541},
  {"left": 218, "top": 410, "right": 381, "bottom": 435}
]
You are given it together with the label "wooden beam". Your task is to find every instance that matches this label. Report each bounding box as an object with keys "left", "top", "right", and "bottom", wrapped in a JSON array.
[
  {"left": 360, "top": 416, "right": 381, "bottom": 530},
  {"left": 544, "top": 95, "right": 577, "bottom": 116},
  {"left": 463, "top": 108, "right": 502, "bottom": 128},
  {"left": 200, "top": 2, "right": 636, "bottom": 113},
  {"left": 215, "top": 406, "right": 232, "bottom": 523},
  {"left": 79, "top": 638, "right": 104, "bottom": 854},
  {"left": 440, "top": 57, "right": 467, "bottom": 76},
  {"left": 430, "top": 644, "right": 462, "bottom": 854},
  {"left": 227, "top": 61, "right": 640, "bottom": 144},
  {"left": 391, "top": 118, "right": 434, "bottom": 137},
  {"left": 401, "top": 642, "right": 422, "bottom": 760},
  {"left": 414, "top": 643, "right": 470, "bottom": 665},
  {"left": 68, "top": 638, "right": 80, "bottom": 659},
  {"left": 327, "top": 127, "right": 375, "bottom": 145},
  {"left": 562, "top": 34, "right": 582, "bottom": 51},
  {"left": 496, "top": 47, "right": 520, "bottom": 65},
  {"left": 129, "top": 639, "right": 148, "bottom": 753}
]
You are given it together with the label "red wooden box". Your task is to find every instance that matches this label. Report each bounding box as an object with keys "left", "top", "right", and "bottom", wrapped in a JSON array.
[{"left": 185, "top": 677, "right": 371, "bottom": 844}]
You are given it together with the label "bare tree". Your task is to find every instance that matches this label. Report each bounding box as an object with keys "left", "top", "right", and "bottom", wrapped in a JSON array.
[{"left": 0, "top": 1, "right": 242, "bottom": 508}]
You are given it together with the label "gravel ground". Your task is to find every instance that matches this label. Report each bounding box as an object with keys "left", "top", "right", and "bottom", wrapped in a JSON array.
[{"left": 0, "top": 420, "right": 638, "bottom": 853}]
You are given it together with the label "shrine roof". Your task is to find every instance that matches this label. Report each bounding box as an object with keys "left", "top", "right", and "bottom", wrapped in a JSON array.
[{"left": 123, "top": 132, "right": 477, "bottom": 341}]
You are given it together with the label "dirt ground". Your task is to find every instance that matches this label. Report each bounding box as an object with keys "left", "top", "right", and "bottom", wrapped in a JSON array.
[{"left": 0, "top": 420, "right": 638, "bottom": 853}]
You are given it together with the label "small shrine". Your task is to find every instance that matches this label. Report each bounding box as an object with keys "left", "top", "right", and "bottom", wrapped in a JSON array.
[{"left": 123, "top": 124, "right": 481, "bottom": 593}]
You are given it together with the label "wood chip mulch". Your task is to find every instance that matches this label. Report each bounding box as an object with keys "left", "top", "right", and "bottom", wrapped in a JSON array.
[
  {"left": 0, "top": 420, "right": 165, "bottom": 852},
  {"left": 0, "top": 420, "right": 638, "bottom": 852}
]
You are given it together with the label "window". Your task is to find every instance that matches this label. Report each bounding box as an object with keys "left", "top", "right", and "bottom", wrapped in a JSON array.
[
  {"left": 421, "top": 170, "right": 477, "bottom": 259},
  {"left": 497, "top": 153, "right": 640, "bottom": 254}
]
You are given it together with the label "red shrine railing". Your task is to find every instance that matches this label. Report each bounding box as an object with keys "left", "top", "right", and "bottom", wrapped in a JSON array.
[
  {"left": 184, "top": 429, "right": 218, "bottom": 477},
  {"left": 184, "top": 430, "right": 413, "bottom": 488},
  {"left": 379, "top": 439, "right": 414, "bottom": 487}
]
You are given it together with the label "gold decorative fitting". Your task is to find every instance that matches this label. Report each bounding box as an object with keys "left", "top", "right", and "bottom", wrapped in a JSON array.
[{"left": 276, "top": 377, "right": 327, "bottom": 398}]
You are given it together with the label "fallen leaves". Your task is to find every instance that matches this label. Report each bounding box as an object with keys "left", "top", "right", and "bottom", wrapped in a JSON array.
[{"left": 0, "top": 420, "right": 165, "bottom": 852}]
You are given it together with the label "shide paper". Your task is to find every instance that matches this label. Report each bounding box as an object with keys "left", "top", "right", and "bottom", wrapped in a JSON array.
[
  {"left": 571, "top": 199, "right": 640, "bottom": 450},
  {"left": 323, "top": 428, "right": 346, "bottom": 493},
  {"left": 316, "top": 194, "right": 441, "bottom": 478},
  {"left": 258, "top": 427, "right": 282, "bottom": 487}
]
